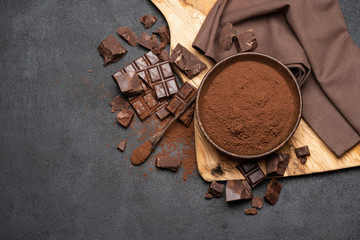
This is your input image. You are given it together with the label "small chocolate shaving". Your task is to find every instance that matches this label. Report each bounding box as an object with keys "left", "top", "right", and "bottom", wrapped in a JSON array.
[{"left": 244, "top": 208, "right": 258, "bottom": 215}]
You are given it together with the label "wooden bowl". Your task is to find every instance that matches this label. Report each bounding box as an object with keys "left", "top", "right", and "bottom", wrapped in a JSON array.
[{"left": 196, "top": 52, "right": 302, "bottom": 159}]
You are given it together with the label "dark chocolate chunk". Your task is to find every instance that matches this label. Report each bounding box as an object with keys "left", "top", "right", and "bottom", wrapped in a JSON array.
[
  {"left": 236, "top": 161, "right": 265, "bottom": 187},
  {"left": 116, "top": 26, "right": 138, "bottom": 47},
  {"left": 170, "top": 43, "right": 207, "bottom": 79},
  {"left": 225, "top": 180, "right": 253, "bottom": 202},
  {"left": 208, "top": 181, "right": 224, "bottom": 197},
  {"left": 109, "top": 95, "right": 130, "bottom": 113},
  {"left": 166, "top": 82, "right": 197, "bottom": 115},
  {"left": 300, "top": 156, "right": 307, "bottom": 165},
  {"left": 236, "top": 29, "right": 257, "bottom": 52},
  {"left": 117, "top": 109, "right": 134, "bottom": 128},
  {"left": 219, "top": 22, "right": 236, "bottom": 51},
  {"left": 178, "top": 103, "right": 195, "bottom": 127},
  {"left": 152, "top": 41, "right": 167, "bottom": 55},
  {"left": 155, "top": 157, "right": 181, "bottom": 172},
  {"left": 138, "top": 32, "right": 156, "bottom": 50},
  {"left": 244, "top": 208, "right": 258, "bottom": 215},
  {"left": 117, "top": 140, "right": 127, "bottom": 152},
  {"left": 129, "top": 90, "right": 165, "bottom": 121},
  {"left": 266, "top": 153, "right": 290, "bottom": 176},
  {"left": 113, "top": 51, "right": 160, "bottom": 77},
  {"left": 155, "top": 105, "right": 171, "bottom": 120},
  {"left": 158, "top": 49, "right": 169, "bottom": 61},
  {"left": 264, "top": 178, "right": 282, "bottom": 205},
  {"left": 136, "top": 61, "right": 179, "bottom": 99},
  {"left": 113, "top": 71, "right": 144, "bottom": 97},
  {"left": 153, "top": 25, "right": 170, "bottom": 43},
  {"left": 140, "top": 14, "right": 157, "bottom": 29},
  {"left": 98, "top": 34, "right": 127, "bottom": 66},
  {"left": 295, "top": 146, "right": 310, "bottom": 158},
  {"left": 251, "top": 196, "right": 263, "bottom": 209}
]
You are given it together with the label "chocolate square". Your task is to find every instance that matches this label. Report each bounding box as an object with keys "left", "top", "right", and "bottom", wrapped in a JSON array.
[
  {"left": 236, "top": 161, "right": 265, "bottom": 187},
  {"left": 225, "top": 180, "right": 253, "bottom": 202},
  {"left": 155, "top": 157, "right": 181, "bottom": 171},
  {"left": 295, "top": 146, "right": 310, "bottom": 158},
  {"left": 155, "top": 105, "right": 170, "bottom": 120},
  {"left": 167, "top": 97, "right": 182, "bottom": 113}
]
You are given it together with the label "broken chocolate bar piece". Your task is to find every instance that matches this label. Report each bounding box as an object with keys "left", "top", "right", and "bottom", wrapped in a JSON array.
[
  {"left": 109, "top": 95, "right": 130, "bottom": 113},
  {"left": 219, "top": 22, "right": 236, "bottom": 51},
  {"left": 116, "top": 26, "right": 138, "bottom": 47},
  {"left": 251, "top": 196, "right": 263, "bottom": 209},
  {"left": 140, "top": 14, "right": 157, "bottom": 29},
  {"left": 153, "top": 26, "right": 170, "bottom": 43},
  {"left": 170, "top": 43, "right": 207, "bottom": 79},
  {"left": 244, "top": 208, "right": 258, "bottom": 215},
  {"left": 136, "top": 61, "right": 179, "bottom": 99},
  {"left": 117, "top": 109, "right": 134, "bottom": 128},
  {"left": 158, "top": 49, "right": 169, "bottom": 61},
  {"left": 138, "top": 32, "right": 156, "bottom": 50},
  {"left": 113, "top": 51, "right": 161, "bottom": 77},
  {"left": 266, "top": 153, "right": 290, "bottom": 176},
  {"left": 155, "top": 157, "right": 181, "bottom": 172},
  {"left": 113, "top": 71, "right": 144, "bottom": 97},
  {"left": 237, "top": 29, "right": 257, "bottom": 52},
  {"left": 300, "top": 156, "right": 307, "bottom": 165},
  {"left": 155, "top": 105, "right": 170, "bottom": 120},
  {"left": 208, "top": 181, "right": 224, "bottom": 197},
  {"left": 295, "top": 146, "right": 310, "bottom": 158},
  {"left": 236, "top": 161, "right": 265, "bottom": 187},
  {"left": 166, "top": 82, "right": 197, "bottom": 115},
  {"left": 225, "top": 180, "right": 253, "bottom": 202},
  {"left": 178, "top": 103, "right": 195, "bottom": 127},
  {"left": 152, "top": 41, "right": 167, "bottom": 55},
  {"left": 117, "top": 140, "right": 127, "bottom": 152},
  {"left": 205, "top": 189, "right": 214, "bottom": 199},
  {"left": 264, "top": 178, "right": 282, "bottom": 205},
  {"left": 98, "top": 34, "right": 127, "bottom": 66},
  {"left": 129, "top": 90, "right": 164, "bottom": 121}
]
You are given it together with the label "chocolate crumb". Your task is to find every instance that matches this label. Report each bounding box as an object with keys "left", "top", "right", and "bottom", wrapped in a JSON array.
[
  {"left": 244, "top": 208, "right": 258, "bottom": 215},
  {"left": 140, "top": 14, "right": 157, "bottom": 29},
  {"left": 117, "top": 140, "right": 127, "bottom": 152},
  {"left": 251, "top": 196, "right": 263, "bottom": 209},
  {"left": 264, "top": 178, "right": 282, "bottom": 205}
]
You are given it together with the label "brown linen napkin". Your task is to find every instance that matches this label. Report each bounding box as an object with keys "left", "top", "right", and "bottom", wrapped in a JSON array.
[{"left": 193, "top": 0, "right": 360, "bottom": 157}]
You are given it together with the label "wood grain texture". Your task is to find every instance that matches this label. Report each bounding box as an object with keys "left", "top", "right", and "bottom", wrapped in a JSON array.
[{"left": 152, "top": 0, "right": 360, "bottom": 182}]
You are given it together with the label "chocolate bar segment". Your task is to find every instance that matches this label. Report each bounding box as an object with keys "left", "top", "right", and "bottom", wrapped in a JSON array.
[
  {"left": 266, "top": 153, "right": 290, "bottom": 176},
  {"left": 140, "top": 14, "right": 157, "bottom": 29},
  {"left": 236, "top": 161, "right": 265, "bottom": 187},
  {"left": 264, "top": 178, "right": 282, "bottom": 205},
  {"left": 113, "top": 71, "right": 144, "bottom": 97},
  {"left": 170, "top": 43, "right": 207, "bottom": 79},
  {"left": 226, "top": 180, "right": 253, "bottom": 202},
  {"left": 98, "top": 34, "right": 127, "bottom": 66},
  {"left": 208, "top": 181, "right": 224, "bottom": 197},
  {"left": 295, "top": 146, "right": 310, "bottom": 158},
  {"left": 117, "top": 140, "right": 127, "bottom": 152},
  {"left": 178, "top": 103, "right": 195, "bottom": 127},
  {"left": 166, "top": 82, "right": 197, "bottom": 115},
  {"left": 136, "top": 61, "right": 179, "bottom": 100},
  {"left": 155, "top": 157, "right": 181, "bottom": 172},
  {"left": 116, "top": 27, "right": 138, "bottom": 47}
]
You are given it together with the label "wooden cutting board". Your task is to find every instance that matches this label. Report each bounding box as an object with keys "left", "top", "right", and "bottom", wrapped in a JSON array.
[{"left": 151, "top": 0, "right": 360, "bottom": 181}]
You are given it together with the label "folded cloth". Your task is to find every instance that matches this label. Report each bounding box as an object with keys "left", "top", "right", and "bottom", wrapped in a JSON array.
[{"left": 193, "top": 0, "right": 360, "bottom": 157}]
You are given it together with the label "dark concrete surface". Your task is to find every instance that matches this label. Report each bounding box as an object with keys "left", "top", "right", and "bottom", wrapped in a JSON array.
[{"left": 0, "top": 0, "right": 359, "bottom": 239}]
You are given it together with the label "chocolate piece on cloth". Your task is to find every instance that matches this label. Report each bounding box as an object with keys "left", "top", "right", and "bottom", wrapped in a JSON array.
[
  {"left": 170, "top": 44, "right": 207, "bottom": 79},
  {"left": 140, "top": 14, "right": 157, "bottom": 29},
  {"left": 109, "top": 95, "right": 130, "bottom": 113},
  {"left": 205, "top": 181, "right": 224, "bottom": 199},
  {"left": 295, "top": 146, "right": 311, "bottom": 158},
  {"left": 192, "top": 0, "right": 360, "bottom": 157},
  {"left": 266, "top": 153, "right": 290, "bottom": 176},
  {"left": 264, "top": 178, "right": 282, "bottom": 205},
  {"left": 117, "top": 140, "right": 127, "bottom": 152},
  {"left": 116, "top": 27, "right": 138, "bottom": 47},
  {"left": 117, "top": 109, "right": 134, "bottom": 128},
  {"left": 225, "top": 180, "right": 252, "bottom": 202},
  {"left": 236, "top": 29, "right": 257, "bottom": 52},
  {"left": 218, "top": 22, "right": 236, "bottom": 51},
  {"left": 236, "top": 161, "right": 265, "bottom": 187},
  {"left": 244, "top": 208, "right": 258, "bottom": 215},
  {"left": 113, "top": 71, "right": 144, "bottom": 97},
  {"left": 251, "top": 196, "right": 263, "bottom": 209},
  {"left": 98, "top": 34, "right": 127, "bottom": 66},
  {"left": 153, "top": 26, "right": 170, "bottom": 43},
  {"left": 113, "top": 51, "right": 160, "bottom": 75},
  {"left": 136, "top": 61, "right": 179, "bottom": 99},
  {"left": 155, "top": 157, "right": 181, "bottom": 172}
]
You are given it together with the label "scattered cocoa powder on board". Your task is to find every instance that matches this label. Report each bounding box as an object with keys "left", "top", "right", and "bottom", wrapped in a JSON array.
[
  {"left": 199, "top": 60, "right": 299, "bottom": 156},
  {"left": 131, "top": 141, "right": 153, "bottom": 165}
]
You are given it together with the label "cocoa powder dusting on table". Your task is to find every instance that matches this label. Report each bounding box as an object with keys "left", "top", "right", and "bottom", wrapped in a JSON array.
[{"left": 199, "top": 60, "right": 299, "bottom": 155}]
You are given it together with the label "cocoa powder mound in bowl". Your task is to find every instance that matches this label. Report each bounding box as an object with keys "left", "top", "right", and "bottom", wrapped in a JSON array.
[{"left": 196, "top": 53, "right": 302, "bottom": 159}]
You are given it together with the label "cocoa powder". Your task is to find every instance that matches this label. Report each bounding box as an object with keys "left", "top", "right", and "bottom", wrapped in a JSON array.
[
  {"left": 131, "top": 141, "right": 152, "bottom": 165},
  {"left": 199, "top": 60, "right": 299, "bottom": 156}
]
